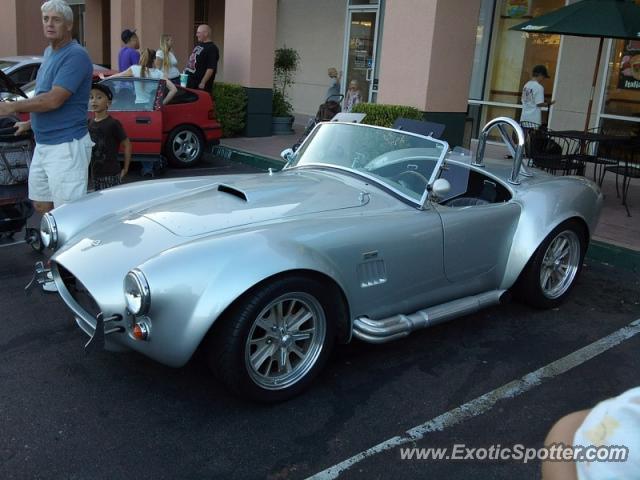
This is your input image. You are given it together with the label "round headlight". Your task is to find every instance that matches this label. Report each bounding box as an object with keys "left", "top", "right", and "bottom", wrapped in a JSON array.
[
  {"left": 40, "top": 213, "right": 58, "bottom": 249},
  {"left": 124, "top": 269, "right": 150, "bottom": 315}
]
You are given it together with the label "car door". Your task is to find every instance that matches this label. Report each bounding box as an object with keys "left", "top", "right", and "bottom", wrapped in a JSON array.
[
  {"left": 344, "top": 204, "right": 447, "bottom": 321},
  {"left": 435, "top": 165, "right": 521, "bottom": 290},
  {"left": 101, "top": 78, "right": 163, "bottom": 158}
]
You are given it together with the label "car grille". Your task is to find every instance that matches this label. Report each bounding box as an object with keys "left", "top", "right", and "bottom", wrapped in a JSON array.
[{"left": 56, "top": 263, "right": 102, "bottom": 319}]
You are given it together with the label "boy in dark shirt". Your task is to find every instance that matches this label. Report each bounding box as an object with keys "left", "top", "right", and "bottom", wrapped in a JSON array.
[{"left": 88, "top": 83, "right": 131, "bottom": 190}]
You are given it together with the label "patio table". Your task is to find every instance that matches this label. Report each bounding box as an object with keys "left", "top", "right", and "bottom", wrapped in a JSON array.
[
  {"left": 551, "top": 130, "right": 630, "bottom": 183},
  {"left": 553, "top": 130, "right": 637, "bottom": 216}
]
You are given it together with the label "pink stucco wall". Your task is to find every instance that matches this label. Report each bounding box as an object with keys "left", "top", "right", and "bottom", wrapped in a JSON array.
[
  {"left": 110, "top": 0, "right": 136, "bottom": 69},
  {"left": 109, "top": 0, "right": 196, "bottom": 72},
  {"left": 85, "top": 0, "right": 105, "bottom": 64},
  {"left": 223, "top": 0, "right": 277, "bottom": 88},
  {"left": 377, "top": 0, "right": 480, "bottom": 112},
  {"left": 165, "top": 0, "right": 195, "bottom": 74},
  {"left": 15, "top": 0, "right": 49, "bottom": 56},
  {"left": 0, "top": 0, "right": 19, "bottom": 57}
]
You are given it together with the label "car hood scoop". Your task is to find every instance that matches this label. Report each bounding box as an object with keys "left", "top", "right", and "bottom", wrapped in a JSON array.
[{"left": 142, "top": 170, "right": 366, "bottom": 236}]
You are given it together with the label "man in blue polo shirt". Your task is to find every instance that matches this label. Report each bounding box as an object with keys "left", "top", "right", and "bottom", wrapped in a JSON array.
[{"left": 0, "top": 0, "right": 93, "bottom": 215}]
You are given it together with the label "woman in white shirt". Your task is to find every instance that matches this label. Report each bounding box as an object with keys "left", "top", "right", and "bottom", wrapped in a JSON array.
[
  {"left": 155, "top": 34, "right": 181, "bottom": 84},
  {"left": 101, "top": 48, "right": 177, "bottom": 177},
  {"left": 104, "top": 48, "right": 177, "bottom": 105}
]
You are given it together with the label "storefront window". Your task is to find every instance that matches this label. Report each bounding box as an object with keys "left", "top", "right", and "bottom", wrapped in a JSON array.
[
  {"left": 469, "top": 0, "right": 564, "bottom": 138},
  {"left": 601, "top": 16, "right": 640, "bottom": 136}
]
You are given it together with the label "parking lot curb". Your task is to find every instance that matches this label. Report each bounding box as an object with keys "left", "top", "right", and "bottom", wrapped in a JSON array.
[{"left": 587, "top": 240, "right": 640, "bottom": 273}]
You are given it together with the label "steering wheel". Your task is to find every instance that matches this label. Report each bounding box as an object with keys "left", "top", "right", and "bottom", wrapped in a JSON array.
[{"left": 393, "top": 170, "right": 430, "bottom": 193}]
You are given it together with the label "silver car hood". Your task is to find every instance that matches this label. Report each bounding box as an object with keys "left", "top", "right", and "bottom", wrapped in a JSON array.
[{"left": 141, "top": 170, "right": 366, "bottom": 237}]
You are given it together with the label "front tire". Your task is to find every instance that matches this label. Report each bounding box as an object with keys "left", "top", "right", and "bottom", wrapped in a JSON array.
[
  {"left": 166, "top": 125, "right": 204, "bottom": 167},
  {"left": 515, "top": 220, "right": 586, "bottom": 309},
  {"left": 207, "top": 276, "right": 338, "bottom": 403}
]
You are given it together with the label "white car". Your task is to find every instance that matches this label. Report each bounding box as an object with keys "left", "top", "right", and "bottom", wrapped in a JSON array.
[
  {"left": 0, "top": 55, "right": 111, "bottom": 99},
  {"left": 0, "top": 56, "right": 43, "bottom": 89}
]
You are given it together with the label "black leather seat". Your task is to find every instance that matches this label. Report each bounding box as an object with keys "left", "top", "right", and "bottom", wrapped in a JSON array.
[
  {"left": 445, "top": 180, "right": 497, "bottom": 207},
  {"left": 446, "top": 197, "right": 490, "bottom": 207}
]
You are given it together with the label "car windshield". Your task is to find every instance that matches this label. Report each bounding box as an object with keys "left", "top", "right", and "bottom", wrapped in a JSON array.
[{"left": 291, "top": 122, "right": 448, "bottom": 203}]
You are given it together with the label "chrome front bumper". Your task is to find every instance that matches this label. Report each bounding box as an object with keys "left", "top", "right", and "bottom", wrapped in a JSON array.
[{"left": 29, "top": 261, "right": 126, "bottom": 352}]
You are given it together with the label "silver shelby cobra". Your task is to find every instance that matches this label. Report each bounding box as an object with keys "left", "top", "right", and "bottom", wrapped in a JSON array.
[{"left": 32, "top": 118, "right": 602, "bottom": 402}]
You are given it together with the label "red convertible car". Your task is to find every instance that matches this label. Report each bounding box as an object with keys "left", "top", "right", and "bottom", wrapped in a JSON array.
[{"left": 99, "top": 77, "right": 222, "bottom": 167}]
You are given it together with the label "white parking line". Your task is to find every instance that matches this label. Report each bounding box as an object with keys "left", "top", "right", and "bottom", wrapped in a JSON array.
[
  {"left": 0, "top": 239, "right": 26, "bottom": 248},
  {"left": 307, "top": 318, "right": 640, "bottom": 480}
]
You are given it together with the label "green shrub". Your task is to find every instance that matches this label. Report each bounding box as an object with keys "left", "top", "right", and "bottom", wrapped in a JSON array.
[
  {"left": 273, "top": 46, "right": 300, "bottom": 117},
  {"left": 212, "top": 82, "right": 248, "bottom": 137},
  {"left": 351, "top": 103, "right": 423, "bottom": 128},
  {"left": 272, "top": 90, "right": 293, "bottom": 117}
]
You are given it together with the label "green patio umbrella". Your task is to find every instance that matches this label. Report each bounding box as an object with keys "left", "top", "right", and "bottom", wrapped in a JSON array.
[{"left": 510, "top": 0, "right": 640, "bottom": 131}]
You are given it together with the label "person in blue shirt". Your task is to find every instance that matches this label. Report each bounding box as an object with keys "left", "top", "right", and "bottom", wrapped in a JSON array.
[
  {"left": 118, "top": 28, "right": 140, "bottom": 72},
  {"left": 0, "top": 0, "right": 94, "bottom": 215}
]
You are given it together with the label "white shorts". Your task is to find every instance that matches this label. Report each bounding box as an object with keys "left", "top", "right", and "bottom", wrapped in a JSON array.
[{"left": 29, "top": 133, "right": 94, "bottom": 207}]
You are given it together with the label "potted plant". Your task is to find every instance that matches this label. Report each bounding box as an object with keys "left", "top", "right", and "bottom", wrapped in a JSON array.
[{"left": 272, "top": 46, "right": 300, "bottom": 134}]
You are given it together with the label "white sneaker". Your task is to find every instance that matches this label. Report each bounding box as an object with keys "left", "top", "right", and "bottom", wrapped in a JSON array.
[{"left": 42, "top": 271, "right": 57, "bottom": 293}]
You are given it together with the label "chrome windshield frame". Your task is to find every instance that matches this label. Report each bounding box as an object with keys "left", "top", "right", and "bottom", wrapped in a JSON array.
[{"left": 288, "top": 122, "right": 450, "bottom": 209}]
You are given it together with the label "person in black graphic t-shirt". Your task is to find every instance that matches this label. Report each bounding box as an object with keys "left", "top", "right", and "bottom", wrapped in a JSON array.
[
  {"left": 185, "top": 24, "right": 219, "bottom": 92},
  {"left": 87, "top": 84, "right": 131, "bottom": 190}
]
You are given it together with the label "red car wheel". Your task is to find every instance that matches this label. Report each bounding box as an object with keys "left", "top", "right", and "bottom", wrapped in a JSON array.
[{"left": 166, "top": 125, "right": 204, "bottom": 167}]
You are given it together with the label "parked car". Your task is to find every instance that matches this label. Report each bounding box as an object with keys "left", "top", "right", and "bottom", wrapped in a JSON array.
[
  {"left": 2, "top": 76, "right": 220, "bottom": 167},
  {"left": 31, "top": 118, "right": 602, "bottom": 402},
  {"left": 99, "top": 77, "right": 222, "bottom": 167},
  {"left": 0, "top": 55, "right": 112, "bottom": 98},
  {"left": 2, "top": 67, "right": 115, "bottom": 101}
]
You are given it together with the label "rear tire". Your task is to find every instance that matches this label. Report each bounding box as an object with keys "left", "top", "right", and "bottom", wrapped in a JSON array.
[
  {"left": 206, "top": 275, "right": 338, "bottom": 403},
  {"left": 515, "top": 220, "right": 586, "bottom": 309},
  {"left": 166, "top": 125, "right": 204, "bottom": 168}
]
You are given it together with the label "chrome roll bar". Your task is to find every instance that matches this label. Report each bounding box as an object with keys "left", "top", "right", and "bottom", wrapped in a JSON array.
[{"left": 472, "top": 117, "right": 532, "bottom": 185}]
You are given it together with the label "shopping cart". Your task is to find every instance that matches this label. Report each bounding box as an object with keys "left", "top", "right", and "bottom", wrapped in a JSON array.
[
  {"left": 0, "top": 70, "right": 41, "bottom": 249},
  {"left": 0, "top": 120, "right": 37, "bottom": 244}
]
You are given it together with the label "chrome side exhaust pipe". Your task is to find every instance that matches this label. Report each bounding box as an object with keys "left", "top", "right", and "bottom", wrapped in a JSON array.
[{"left": 353, "top": 290, "right": 506, "bottom": 344}]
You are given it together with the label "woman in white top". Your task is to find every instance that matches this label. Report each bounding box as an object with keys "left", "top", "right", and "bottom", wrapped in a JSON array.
[
  {"left": 101, "top": 48, "right": 177, "bottom": 177},
  {"left": 155, "top": 34, "right": 181, "bottom": 84},
  {"left": 103, "top": 48, "right": 177, "bottom": 105}
]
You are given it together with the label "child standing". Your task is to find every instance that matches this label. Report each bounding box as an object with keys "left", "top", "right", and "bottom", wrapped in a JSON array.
[
  {"left": 88, "top": 83, "right": 131, "bottom": 190},
  {"left": 344, "top": 79, "right": 362, "bottom": 112}
]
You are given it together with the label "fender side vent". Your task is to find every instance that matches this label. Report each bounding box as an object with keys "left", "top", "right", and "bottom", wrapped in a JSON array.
[
  {"left": 357, "top": 260, "right": 387, "bottom": 288},
  {"left": 218, "top": 184, "right": 247, "bottom": 201}
]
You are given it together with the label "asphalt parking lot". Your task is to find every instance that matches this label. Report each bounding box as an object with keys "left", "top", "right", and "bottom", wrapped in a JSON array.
[{"left": 1, "top": 157, "right": 639, "bottom": 480}]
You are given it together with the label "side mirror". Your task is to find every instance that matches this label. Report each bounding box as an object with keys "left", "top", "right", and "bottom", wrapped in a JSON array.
[
  {"left": 280, "top": 148, "right": 295, "bottom": 164},
  {"left": 430, "top": 178, "right": 451, "bottom": 201}
]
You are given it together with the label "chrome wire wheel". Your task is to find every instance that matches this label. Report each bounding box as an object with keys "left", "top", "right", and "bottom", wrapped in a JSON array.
[
  {"left": 539, "top": 229, "right": 581, "bottom": 299},
  {"left": 244, "top": 292, "right": 326, "bottom": 391},
  {"left": 171, "top": 129, "right": 201, "bottom": 163}
]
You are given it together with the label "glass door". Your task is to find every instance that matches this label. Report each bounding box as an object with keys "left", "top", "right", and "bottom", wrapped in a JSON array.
[
  {"left": 468, "top": 0, "right": 565, "bottom": 139},
  {"left": 343, "top": 8, "right": 380, "bottom": 104}
]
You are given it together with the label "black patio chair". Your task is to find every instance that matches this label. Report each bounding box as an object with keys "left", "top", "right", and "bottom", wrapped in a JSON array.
[
  {"left": 575, "top": 127, "right": 623, "bottom": 185},
  {"left": 530, "top": 130, "right": 583, "bottom": 176},
  {"left": 601, "top": 135, "right": 640, "bottom": 216}
]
